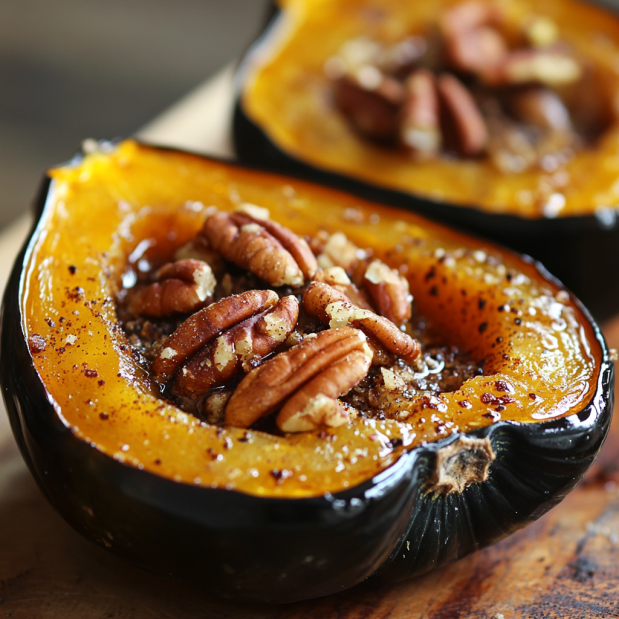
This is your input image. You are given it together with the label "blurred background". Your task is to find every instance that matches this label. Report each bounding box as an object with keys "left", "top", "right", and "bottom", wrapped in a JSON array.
[{"left": 0, "top": 0, "right": 269, "bottom": 229}]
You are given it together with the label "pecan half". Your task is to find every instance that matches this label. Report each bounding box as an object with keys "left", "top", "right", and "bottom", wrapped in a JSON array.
[
  {"left": 277, "top": 349, "right": 370, "bottom": 433},
  {"left": 313, "top": 267, "right": 374, "bottom": 311},
  {"left": 437, "top": 74, "right": 488, "bottom": 156},
  {"left": 202, "top": 210, "right": 317, "bottom": 287},
  {"left": 152, "top": 289, "right": 278, "bottom": 381},
  {"left": 225, "top": 327, "right": 372, "bottom": 431},
  {"left": 303, "top": 282, "right": 420, "bottom": 363},
  {"left": 363, "top": 259, "right": 412, "bottom": 325},
  {"left": 441, "top": 1, "right": 503, "bottom": 34},
  {"left": 127, "top": 259, "right": 216, "bottom": 318},
  {"left": 333, "top": 70, "right": 405, "bottom": 141},
  {"left": 400, "top": 69, "right": 441, "bottom": 157},
  {"left": 172, "top": 295, "right": 299, "bottom": 399},
  {"left": 240, "top": 211, "right": 318, "bottom": 280}
]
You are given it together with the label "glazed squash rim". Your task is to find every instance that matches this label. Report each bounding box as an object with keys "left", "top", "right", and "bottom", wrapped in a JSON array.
[{"left": 10, "top": 140, "right": 614, "bottom": 503}]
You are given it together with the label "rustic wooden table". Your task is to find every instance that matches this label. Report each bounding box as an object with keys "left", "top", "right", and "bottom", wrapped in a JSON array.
[{"left": 1, "top": 68, "right": 618, "bottom": 619}]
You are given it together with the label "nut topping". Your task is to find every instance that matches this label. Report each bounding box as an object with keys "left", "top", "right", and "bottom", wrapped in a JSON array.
[
  {"left": 152, "top": 289, "right": 279, "bottom": 381},
  {"left": 225, "top": 327, "right": 372, "bottom": 431},
  {"left": 400, "top": 70, "right": 441, "bottom": 157},
  {"left": 363, "top": 259, "right": 412, "bottom": 325},
  {"left": 326, "top": 1, "right": 595, "bottom": 173},
  {"left": 316, "top": 231, "right": 365, "bottom": 273},
  {"left": 202, "top": 209, "right": 317, "bottom": 287},
  {"left": 446, "top": 26, "right": 507, "bottom": 76},
  {"left": 277, "top": 349, "right": 370, "bottom": 433},
  {"left": 234, "top": 202, "right": 271, "bottom": 221},
  {"left": 509, "top": 88, "right": 572, "bottom": 133},
  {"left": 128, "top": 259, "right": 216, "bottom": 318},
  {"left": 116, "top": 197, "right": 485, "bottom": 437},
  {"left": 303, "top": 281, "right": 420, "bottom": 364},
  {"left": 441, "top": 1, "right": 503, "bottom": 34},
  {"left": 174, "top": 237, "right": 225, "bottom": 277},
  {"left": 525, "top": 17, "right": 559, "bottom": 49},
  {"left": 234, "top": 207, "right": 318, "bottom": 280},
  {"left": 437, "top": 74, "right": 488, "bottom": 157},
  {"left": 172, "top": 295, "right": 299, "bottom": 399}
]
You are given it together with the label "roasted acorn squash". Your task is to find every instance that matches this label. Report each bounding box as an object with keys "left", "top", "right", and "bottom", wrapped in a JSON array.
[
  {"left": 0, "top": 140, "right": 613, "bottom": 602},
  {"left": 234, "top": 0, "right": 619, "bottom": 320}
]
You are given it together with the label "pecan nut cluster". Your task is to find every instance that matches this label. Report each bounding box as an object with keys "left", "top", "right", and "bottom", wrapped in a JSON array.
[
  {"left": 124, "top": 205, "right": 419, "bottom": 433},
  {"left": 326, "top": 1, "right": 598, "bottom": 171}
]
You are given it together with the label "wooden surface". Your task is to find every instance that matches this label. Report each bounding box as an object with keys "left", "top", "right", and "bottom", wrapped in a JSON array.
[{"left": 2, "top": 69, "right": 619, "bottom": 619}]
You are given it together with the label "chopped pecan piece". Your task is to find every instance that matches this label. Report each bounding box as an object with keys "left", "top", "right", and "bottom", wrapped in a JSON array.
[
  {"left": 332, "top": 36, "right": 382, "bottom": 72},
  {"left": 333, "top": 70, "right": 404, "bottom": 141},
  {"left": 525, "top": 17, "right": 559, "bottom": 48},
  {"left": 313, "top": 267, "right": 374, "bottom": 311},
  {"left": 202, "top": 210, "right": 317, "bottom": 287},
  {"left": 225, "top": 327, "right": 372, "bottom": 431},
  {"left": 375, "top": 36, "right": 427, "bottom": 77},
  {"left": 172, "top": 296, "right": 299, "bottom": 399},
  {"left": 482, "top": 49, "right": 582, "bottom": 87},
  {"left": 449, "top": 26, "right": 507, "bottom": 75},
  {"left": 277, "top": 349, "right": 370, "bottom": 432},
  {"left": 363, "top": 259, "right": 412, "bottom": 325},
  {"left": 303, "top": 282, "right": 420, "bottom": 363},
  {"left": 437, "top": 74, "right": 488, "bottom": 156},
  {"left": 127, "top": 259, "right": 216, "bottom": 318},
  {"left": 237, "top": 210, "right": 318, "bottom": 280},
  {"left": 441, "top": 1, "right": 507, "bottom": 75},
  {"left": 152, "top": 289, "right": 278, "bottom": 381},
  {"left": 400, "top": 69, "right": 441, "bottom": 157},
  {"left": 509, "top": 88, "right": 572, "bottom": 132}
]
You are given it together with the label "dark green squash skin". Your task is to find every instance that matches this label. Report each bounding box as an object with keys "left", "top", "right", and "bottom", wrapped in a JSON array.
[
  {"left": 233, "top": 4, "right": 619, "bottom": 323},
  {"left": 0, "top": 147, "right": 614, "bottom": 603}
]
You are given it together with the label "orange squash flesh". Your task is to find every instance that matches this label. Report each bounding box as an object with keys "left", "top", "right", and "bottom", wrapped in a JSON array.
[
  {"left": 22, "top": 140, "right": 601, "bottom": 498},
  {"left": 241, "top": 0, "right": 619, "bottom": 217}
]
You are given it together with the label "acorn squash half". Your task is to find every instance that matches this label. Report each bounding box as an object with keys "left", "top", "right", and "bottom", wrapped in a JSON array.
[
  {"left": 233, "top": 0, "right": 619, "bottom": 320},
  {"left": 0, "top": 140, "right": 613, "bottom": 602}
]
